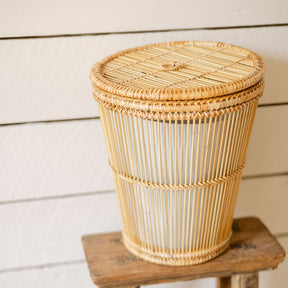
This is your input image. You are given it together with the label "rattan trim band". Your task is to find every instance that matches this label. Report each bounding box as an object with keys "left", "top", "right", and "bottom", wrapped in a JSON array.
[
  {"left": 122, "top": 230, "right": 232, "bottom": 266},
  {"left": 95, "top": 91, "right": 262, "bottom": 121},
  {"left": 110, "top": 161, "right": 244, "bottom": 191},
  {"left": 94, "top": 78, "right": 263, "bottom": 115}
]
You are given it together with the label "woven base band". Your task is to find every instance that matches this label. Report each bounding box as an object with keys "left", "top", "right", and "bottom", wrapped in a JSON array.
[{"left": 122, "top": 230, "right": 232, "bottom": 266}]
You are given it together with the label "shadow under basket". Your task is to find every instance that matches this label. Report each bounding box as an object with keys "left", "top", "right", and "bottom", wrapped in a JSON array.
[{"left": 90, "top": 40, "right": 265, "bottom": 266}]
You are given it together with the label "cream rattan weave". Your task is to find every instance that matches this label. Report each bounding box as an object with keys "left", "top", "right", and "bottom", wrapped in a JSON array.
[{"left": 90, "top": 41, "right": 265, "bottom": 266}]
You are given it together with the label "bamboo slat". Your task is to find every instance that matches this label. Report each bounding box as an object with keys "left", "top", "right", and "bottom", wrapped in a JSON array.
[{"left": 91, "top": 40, "right": 265, "bottom": 266}]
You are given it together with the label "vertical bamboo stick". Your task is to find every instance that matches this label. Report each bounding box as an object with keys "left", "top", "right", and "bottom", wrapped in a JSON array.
[{"left": 92, "top": 41, "right": 264, "bottom": 266}]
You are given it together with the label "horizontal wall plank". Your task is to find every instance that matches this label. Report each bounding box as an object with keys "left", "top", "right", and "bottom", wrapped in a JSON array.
[
  {"left": 1, "top": 1, "right": 287, "bottom": 38},
  {"left": 235, "top": 175, "right": 288, "bottom": 235},
  {"left": 0, "top": 193, "right": 121, "bottom": 270},
  {"left": 0, "top": 106, "right": 287, "bottom": 202},
  {"left": 0, "top": 175, "right": 287, "bottom": 270},
  {"left": 0, "top": 121, "right": 113, "bottom": 202},
  {"left": 244, "top": 105, "right": 288, "bottom": 176},
  {"left": 0, "top": 237, "right": 286, "bottom": 288},
  {"left": 0, "top": 262, "right": 95, "bottom": 288},
  {"left": 0, "top": 26, "right": 287, "bottom": 124}
]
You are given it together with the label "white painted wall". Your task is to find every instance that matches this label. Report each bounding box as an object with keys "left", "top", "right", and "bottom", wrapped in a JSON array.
[
  {"left": 1, "top": 0, "right": 288, "bottom": 37},
  {"left": 1, "top": 26, "right": 288, "bottom": 124},
  {"left": 0, "top": 1, "right": 287, "bottom": 287}
]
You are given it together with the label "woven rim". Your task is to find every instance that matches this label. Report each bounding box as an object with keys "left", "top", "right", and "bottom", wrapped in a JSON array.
[
  {"left": 122, "top": 230, "right": 232, "bottom": 266},
  {"left": 94, "top": 79, "right": 264, "bottom": 120},
  {"left": 91, "top": 40, "right": 265, "bottom": 101}
]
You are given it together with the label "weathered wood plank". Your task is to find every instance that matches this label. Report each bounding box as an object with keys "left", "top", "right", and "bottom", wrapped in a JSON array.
[
  {"left": 82, "top": 217, "right": 285, "bottom": 288},
  {"left": 0, "top": 237, "right": 286, "bottom": 288},
  {"left": 0, "top": 26, "right": 287, "bottom": 124},
  {"left": 1, "top": 1, "right": 287, "bottom": 37}
]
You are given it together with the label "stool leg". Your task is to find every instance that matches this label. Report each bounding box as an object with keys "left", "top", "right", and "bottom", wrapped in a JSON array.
[
  {"left": 100, "top": 286, "right": 140, "bottom": 288},
  {"left": 217, "top": 273, "right": 258, "bottom": 288},
  {"left": 232, "top": 273, "right": 258, "bottom": 288},
  {"left": 217, "top": 276, "right": 231, "bottom": 288}
]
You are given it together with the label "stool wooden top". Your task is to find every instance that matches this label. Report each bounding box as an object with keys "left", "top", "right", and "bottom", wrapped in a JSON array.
[{"left": 82, "top": 217, "right": 285, "bottom": 288}]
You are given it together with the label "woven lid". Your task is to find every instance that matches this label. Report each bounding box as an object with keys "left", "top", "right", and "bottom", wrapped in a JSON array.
[{"left": 90, "top": 40, "right": 265, "bottom": 101}]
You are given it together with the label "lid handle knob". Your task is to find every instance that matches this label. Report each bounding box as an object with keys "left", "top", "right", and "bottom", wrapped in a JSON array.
[{"left": 161, "top": 61, "right": 186, "bottom": 71}]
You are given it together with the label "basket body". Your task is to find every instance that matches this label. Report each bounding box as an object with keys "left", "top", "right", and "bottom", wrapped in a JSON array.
[
  {"left": 97, "top": 91, "right": 260, "bottom": 265},
  {"left": 91, "top": 41, "right": 265, "bottom": 266}
]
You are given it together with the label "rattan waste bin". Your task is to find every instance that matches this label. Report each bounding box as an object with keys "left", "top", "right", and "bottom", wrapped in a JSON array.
[{"left": 90, "top": 41, "right": 265, "bottom": 266}]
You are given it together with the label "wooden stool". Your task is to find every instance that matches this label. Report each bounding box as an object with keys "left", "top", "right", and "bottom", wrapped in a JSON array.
[{"left": 82, "top": 217, "right": 285, "bottom": 288}]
